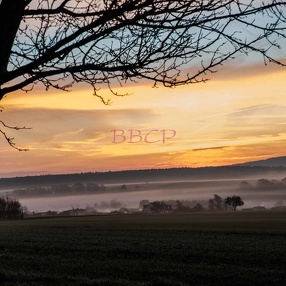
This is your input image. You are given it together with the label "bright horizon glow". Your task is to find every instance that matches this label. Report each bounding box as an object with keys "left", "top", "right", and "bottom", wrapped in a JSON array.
[{"left": 1, "top": 60, "right": 286, "bottom": 177}]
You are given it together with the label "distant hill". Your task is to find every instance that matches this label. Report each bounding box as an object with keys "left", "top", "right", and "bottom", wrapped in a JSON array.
[
  {"left": 1, "top": 165, "right": 286, "bottom": 190},
  {"left": 237, "top": 156, "right": 286, "bottom": 167}
]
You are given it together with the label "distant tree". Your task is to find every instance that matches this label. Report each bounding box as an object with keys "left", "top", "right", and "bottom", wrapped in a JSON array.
[
  {"left": 85, "top": 204, "right": 95, "bottom": 213},
  {"left": 51, "top": 184, "right": 71, "bottom": 194},
  {"left": 281, "top": 178, "right": 286, "bottom": 185},
  {"left": 100, "top": 201, "right": 109, "bottom": 209},
  {"left": 238, "top": 181, "right": 254, "bottom": 190},
  {"left": 0, "top": 196, "right": 23, "bottom": 219},
  {"left": 99, "top": 184, "right": 106, "bottom": 192},
  {"left": 192, "top": 203, "right": 205, "bottom": 212},
  {"left": 109, "top": 200, "right": 122, "bottom": 209},
  {"left": 225, "top": 196, "right": 244, "bottom": 211},
  {"left": 119, "top": 207, "right": 130, "bottom": 214},
  {"left": 139, "top": 200, "right": 149, "bottom": 209},
  {"left": 71, "top": 182, "right": 85, "bottom": 193},
  {"left": 0, "top": 197, "right": 6, "bottom": 218},
  {"left": 208, "top": 199, "right": 215, "bottom": 211},
  {"left": 149, "top": 201, "right": 172, "bottom": 213},
  {"left": 274, "top": 200, "right": 286, "bottom": 207},
  {"left": 71, "top": 183, "right": 85, "bottom": 193},
  {"left": 256, "top": 179, "right": 274, "bottom": 190},
  {"left": 255, "top": 178, "right": 286, "bottom": 190},
  {"left": 22, "top": 205, "right": 29, "bottom": 214},
  {"left": 270, "top": 179, "right": 285, "bottom": 189},
  {"left": 213, "top": 194, "right": 224, "bottom": 211},
  {"left": 176, "top": 200, "right": 184, "bottom": 211},
  {"left": 6, "top": 198, "right": 23, "bottom": 217},
  {"left": 120, "top": 185, "right": 127, "bottom": 192},
  {"left": 86, "top": 183, "right": 101, "bottom": 193},
  {"left": 175, "top": 200, "right": 191, "bottom": 212}
]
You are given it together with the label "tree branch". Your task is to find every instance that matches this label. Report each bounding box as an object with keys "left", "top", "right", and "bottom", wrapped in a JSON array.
[{"left": 0, "top": 120, "right": 31, "bottom": 151}]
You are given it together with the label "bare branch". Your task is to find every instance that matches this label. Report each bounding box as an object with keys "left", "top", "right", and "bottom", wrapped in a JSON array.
[
  {"left": 0, "top": 120, "right": 31, "bottom": 151},
  {"left": 0, "top": 0, "right": 286, "bottom": 148},
  {"left": 1, "top": 0, "right": 285, "bottom": 100}
]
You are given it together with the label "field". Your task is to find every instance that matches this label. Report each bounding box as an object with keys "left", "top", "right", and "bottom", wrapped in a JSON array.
[{"left": 0, "top": 211, "right": 286, "bottom": 286}]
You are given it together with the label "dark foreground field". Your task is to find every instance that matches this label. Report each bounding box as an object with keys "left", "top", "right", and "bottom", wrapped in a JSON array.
[{"left": 0, "top": 212, "right": 286, "bottom": 286}]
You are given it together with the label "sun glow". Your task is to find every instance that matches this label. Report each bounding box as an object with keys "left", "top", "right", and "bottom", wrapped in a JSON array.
[{"left": 1, "top": 62, "right": 286, "bottom": 176}]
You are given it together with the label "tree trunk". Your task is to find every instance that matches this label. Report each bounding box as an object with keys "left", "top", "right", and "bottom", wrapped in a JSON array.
[{"left": 0, "top": 0, "right": 26, "bottom": 74}]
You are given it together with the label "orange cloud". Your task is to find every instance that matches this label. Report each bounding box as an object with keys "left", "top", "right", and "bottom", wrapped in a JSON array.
[{"left": 1, "top": 61, "right": 286, "bottom": 176}]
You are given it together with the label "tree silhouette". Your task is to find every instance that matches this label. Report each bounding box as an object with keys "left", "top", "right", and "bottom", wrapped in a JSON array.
[
  {"left": 139, "top": 199, "right": 149, "bottom": 209},
  {"left": 225, "top": 195, "right": 244, "bottom": 211},
  {"left": 0, "top": 196, "right": 23, "bottom": 219},
  {"left": 208, "top": 198, "right": 215, "bottom": 211},
  {"left": 1, "top": 1, "right": 286, "bottom": 149},
  {"left": 2, "top": 0, "right": 286, "bottom": 99},
  {"left": 213, "top": 194, "right": 224, "bottom": 211}
]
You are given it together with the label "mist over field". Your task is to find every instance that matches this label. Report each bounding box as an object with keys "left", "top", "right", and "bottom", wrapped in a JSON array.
[
  {"left": 1, "top": 167, "right": 286, "bottom": 212},
  {"left": 13, "top": 178, "right": 286, "bottom": 212}
]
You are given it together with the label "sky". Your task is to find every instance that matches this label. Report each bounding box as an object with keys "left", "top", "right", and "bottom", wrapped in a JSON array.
[
  {"left": 1, "top": 56, "right": 286, "bottom": 177},
  {"left": 1, "top": 0, "right": 286, "bottom": 177}
]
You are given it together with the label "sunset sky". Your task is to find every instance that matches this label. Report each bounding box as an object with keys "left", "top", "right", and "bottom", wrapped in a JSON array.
[{"left": 1, "top": 56, "right": 286, "bottom": 177}]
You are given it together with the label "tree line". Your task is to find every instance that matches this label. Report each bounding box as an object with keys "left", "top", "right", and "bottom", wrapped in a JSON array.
[
  {"left": 11, "top": 183, "right": 106, "bottom": 197},
  {"left": 239, "top": 178, "right": 286, "bottom": 191},
  {"left": 209, "top": 194, "right": 244, "bottom": 211},
  {"left": 1, "top": 167, "right": 286, "bottom": 190},
  {"left": 141, "top": 195, "right": 244, "bottom": 213},
  {"left": 139, "top": 199, "right": 209, "bottom": 209}
]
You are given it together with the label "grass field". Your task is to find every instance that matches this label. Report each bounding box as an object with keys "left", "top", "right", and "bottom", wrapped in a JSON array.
[{"left": 0, "top": 211, "right": 285, "bottom": 286}]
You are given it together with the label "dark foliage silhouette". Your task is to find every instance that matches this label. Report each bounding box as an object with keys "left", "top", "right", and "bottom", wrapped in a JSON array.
[
  {"left": 1, "top": 1, "right": 286, "bottom": 149},
  {"left": 0, "top": 196, "right": 23, "bottom": 219},
  {"left": 225, "top": 195, "right": 244, "bottom": 211}
]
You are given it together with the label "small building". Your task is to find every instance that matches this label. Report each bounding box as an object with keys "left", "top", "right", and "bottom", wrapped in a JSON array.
[
  {"left": 252, "top": 206, "right": 266, "bottom": 211},
  {"left": 60, "top": 208, "right": 86, "bottom": 216},
  {"left": 26, "top": 210, "right": 58, "bottom": 218},
  {"left": 45, "top": 210, "right": 58, "bottom": 216},
  {"left": 271, "top": 206, "right": 286, "bottom": 210}
]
